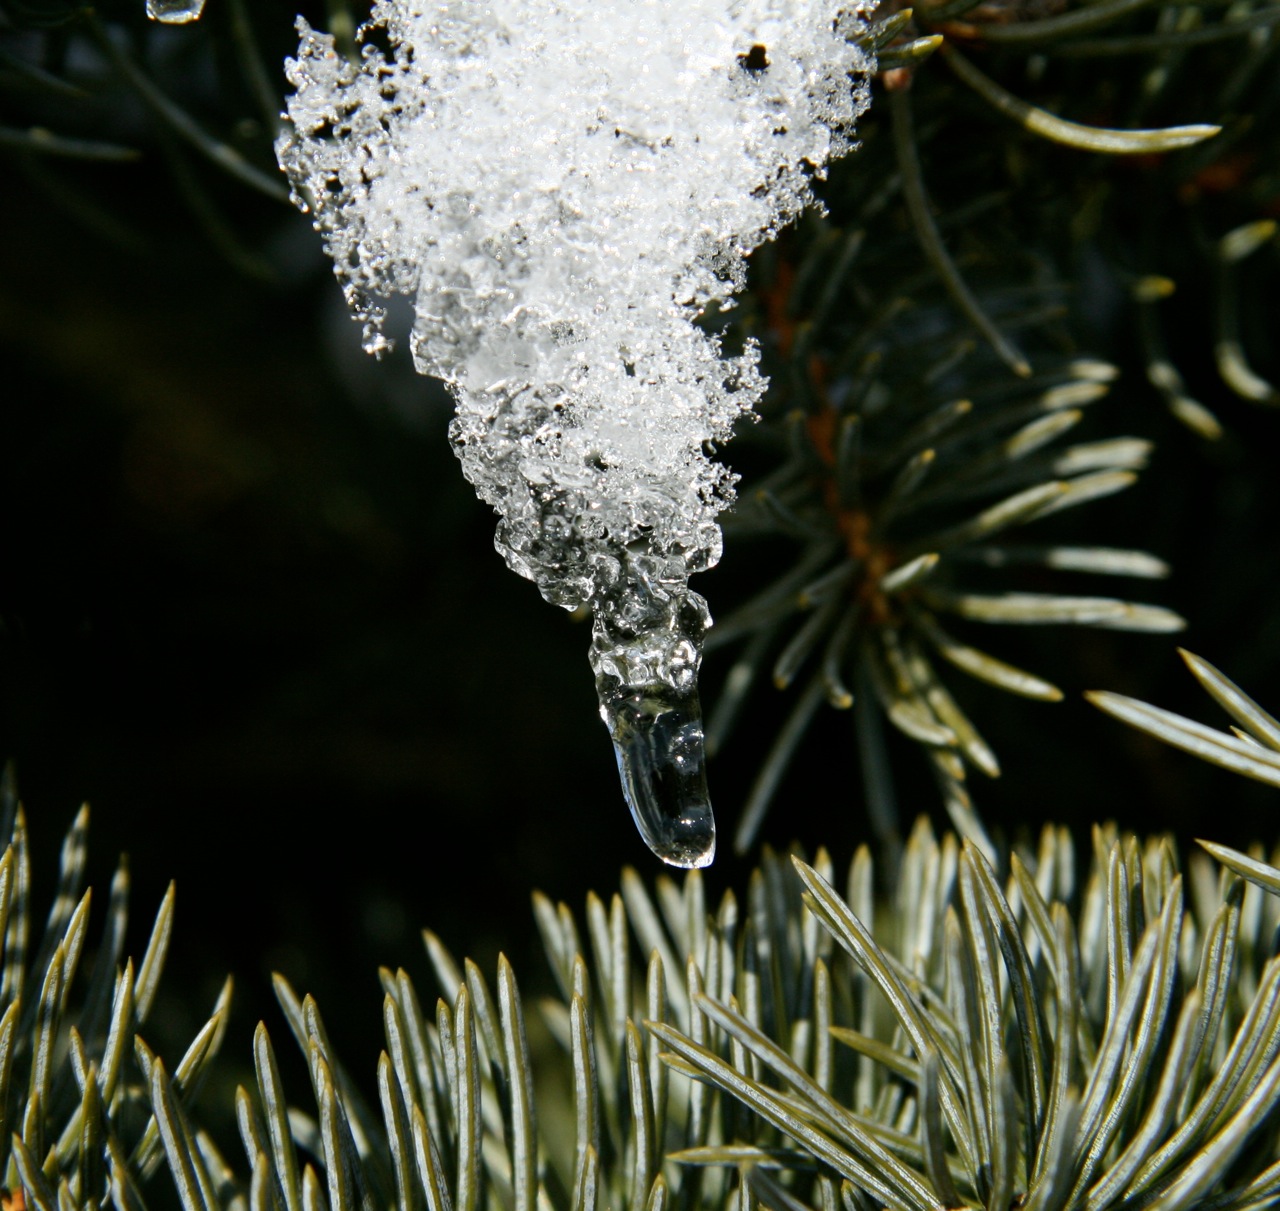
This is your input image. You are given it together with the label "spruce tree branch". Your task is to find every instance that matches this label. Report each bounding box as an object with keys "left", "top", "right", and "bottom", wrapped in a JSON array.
[
  {"left": 81, "top": 13, "right": 289, "bottom": 202},
  {"left": 940, "top": 45, "right": 1222, "bottom": 152},
  {"left": 1049, "top": 6, "right": 1280, "bottom": 55},
  {"left": 888, "top": 86, "right": 1031, "bottom": 378},
  {"left": 0, "top": 124, "right": 139, "bottom": 160},
  {"left": 959, "top": 0, "right": 1161, "bottom": 43}
]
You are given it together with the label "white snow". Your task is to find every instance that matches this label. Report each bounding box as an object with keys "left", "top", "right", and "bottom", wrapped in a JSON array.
[{"left": 277, "top": 0, "right": 873, "bottom": 620}]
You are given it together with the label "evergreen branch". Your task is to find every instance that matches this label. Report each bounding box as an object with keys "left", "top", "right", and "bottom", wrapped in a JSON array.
[
  {"left": 889, "top": 87, "right": 1031, "bottom": 378},
  {"left": 1214, "top": 221, "right": 1280, "bottom": 405},
  {"left": 0, "top": 125, "right": 140, "bottom": 161},
  {"left": 101, "top": 810, "right": 1273, "bottom": 1211},
  {"left": 0, "top": 777, "right": 226, "bottom": 1211},
  {"left": 1197, "top": 841, "right": 1280, "bottom": 897},
  {"left": 1049, "top": 7, "right": 1280, "bottom": 55},
  {"left": 1087, "top": 692, "right": 1280, "bottom": 786},
  {"left": 955, "top": 0, "right": 1163, "bottom": 44},
  {"left": 1137, "top": 288, "right": 1224, "bottom": 439},
  {"left": 941, "top": 45, "right": 1222, "bottom": 153},
  {"left": 81, "top": 14, "right": 288, "bottom": 203}
]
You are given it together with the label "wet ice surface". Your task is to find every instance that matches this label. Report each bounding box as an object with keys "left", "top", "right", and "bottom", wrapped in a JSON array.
[
  {"left": 146, "top": 0, "right": 206, "bottom": 23},
  {"left": 593, "top": 557, "right": 716, "bottom": 867},
  {"left": 277, "top": 1, "right": 872, "bottom": 865},
  {"left": 602, "top": 682, "right": 716, "bottom": 869}
]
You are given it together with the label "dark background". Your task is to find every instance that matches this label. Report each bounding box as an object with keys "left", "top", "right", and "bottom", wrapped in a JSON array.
[{"left": 1, "top": 0, "right": 1278, "bottom": 1126}]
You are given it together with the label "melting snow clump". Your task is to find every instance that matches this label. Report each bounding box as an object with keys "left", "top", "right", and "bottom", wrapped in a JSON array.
[{"left": 277, "top": 0, "right": 874, "bottom": 867}]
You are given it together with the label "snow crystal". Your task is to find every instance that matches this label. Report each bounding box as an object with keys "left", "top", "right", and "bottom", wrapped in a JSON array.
[{"left": 277, "top": 0, "right": 873, "bottom": 864}]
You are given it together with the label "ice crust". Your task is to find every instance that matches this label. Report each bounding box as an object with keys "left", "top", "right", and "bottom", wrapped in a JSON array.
[{"left": 277, "top": 0, "right": 872, "bottom": 863}]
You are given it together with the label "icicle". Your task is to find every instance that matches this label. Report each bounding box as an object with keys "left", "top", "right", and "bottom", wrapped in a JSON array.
[
  {"left": 591, "top": 555, "right": 715, "bottom": 868},
  {"left": 275, "top": 1, "right": 875, "bottom": 864},
  {"left": 146, "top": 0, "right": 206, "bottom": 23}
]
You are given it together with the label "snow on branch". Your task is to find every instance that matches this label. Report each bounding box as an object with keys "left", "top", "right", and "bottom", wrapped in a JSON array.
[{"left": 277, "top": 0, "right": 873, "bottom": 865}]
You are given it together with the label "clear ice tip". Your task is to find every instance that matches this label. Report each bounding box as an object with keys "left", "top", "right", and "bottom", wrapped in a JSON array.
[
  {"left": 145, "top": 0, "right": 206, "bottom": 21},
  {"left": 599, "top": 681, "right": 716, "bottom": 869}
]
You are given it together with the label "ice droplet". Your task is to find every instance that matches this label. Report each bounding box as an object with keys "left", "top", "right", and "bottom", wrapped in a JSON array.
[
  {"left": 146, "top": 0, "right": 206, "bottom": 23},
  {"left": 598, "top": 680, "right": 715, "bottom": 868},
  {"left": 590, "top": 557, "right": 715, "bottom": 867}
]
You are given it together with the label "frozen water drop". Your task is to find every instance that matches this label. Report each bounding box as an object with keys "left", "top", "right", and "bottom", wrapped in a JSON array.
[
  {"left": 146, "top": 0, "right": 206, "bottom": 23},
  {"left": 599, "top": 680, "right": 715, "bottom": 869},
  {"left": 590, "top": 559, "right": 716, "bottom": 866}
]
